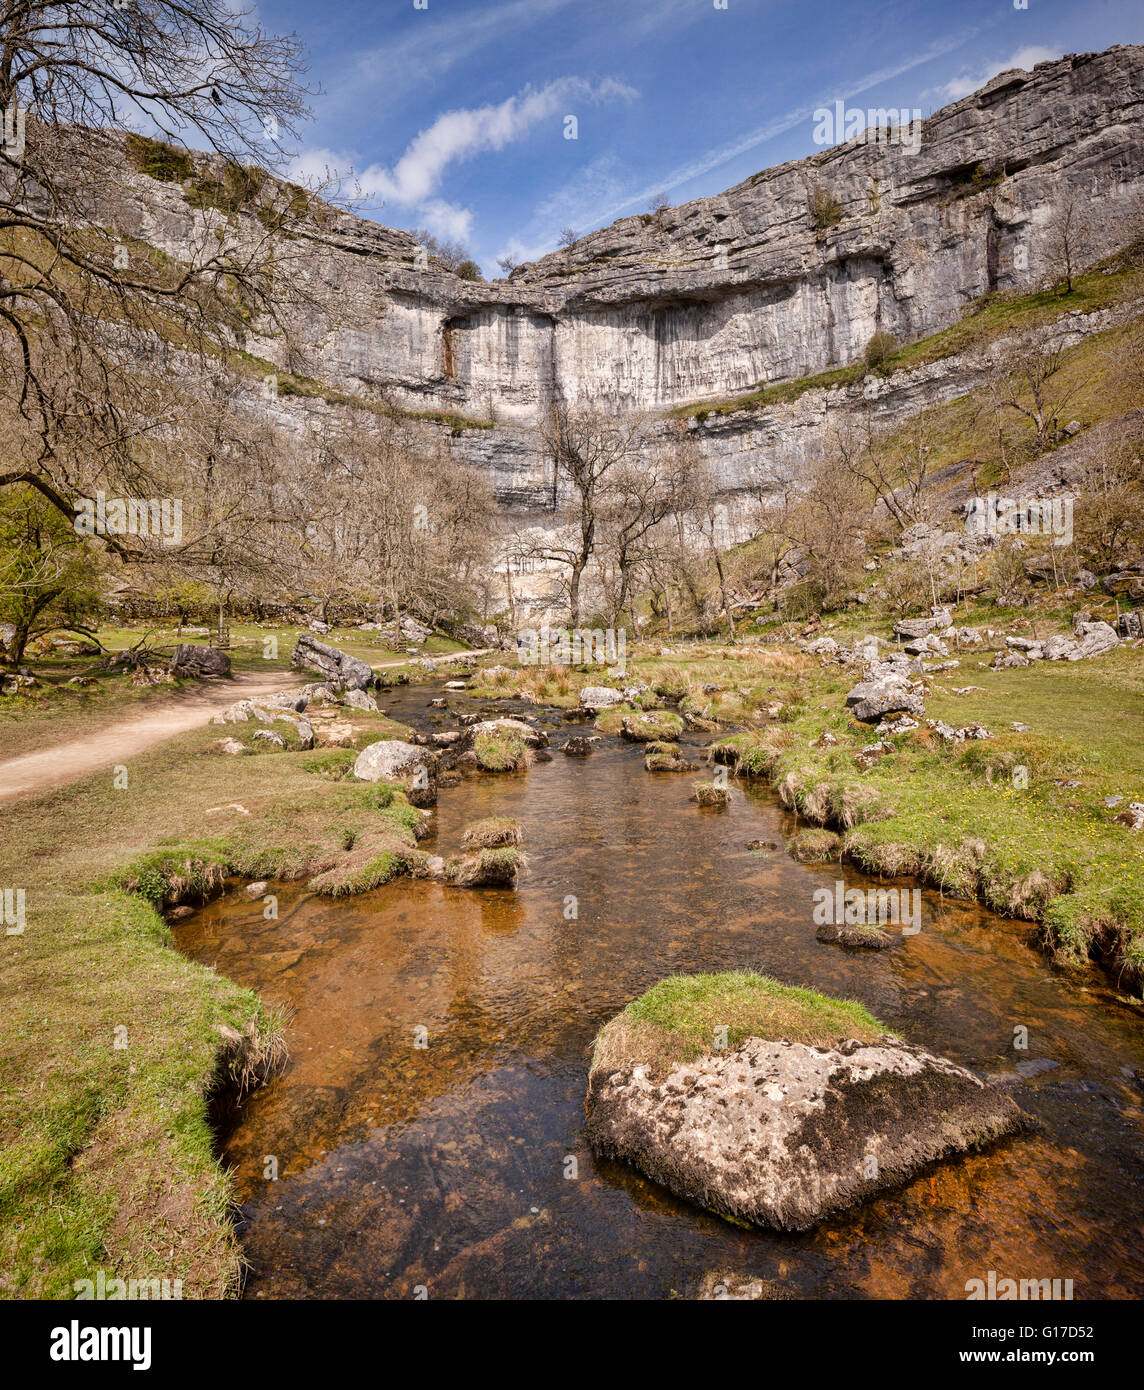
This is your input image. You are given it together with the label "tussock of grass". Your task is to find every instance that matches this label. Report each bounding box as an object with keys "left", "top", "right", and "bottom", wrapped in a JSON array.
[
  {"left": 790, "top": 828, "right": 841, "bottom": 863},
  {"left": 461, "top": 816, "right": 522, "bottom": 850},
  {"left": 446, "top": 845, "right": 526, "bottom": 887},
  {"left": 473, "top": 729, "right": 528, "bottom": 771},
  {"left": 307, "top": 836, "right": 427, "bottom": 896},
  {"left": 591, "top": 971, "right": 884, "bottom": 1079},
  {"left": 692, "top": 782, "right": 730, "bottom": 807},
  {"left": 621, "top": 710, "right": 684, "bottom": 742}
]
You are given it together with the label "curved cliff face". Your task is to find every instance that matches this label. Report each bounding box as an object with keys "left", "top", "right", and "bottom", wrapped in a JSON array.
[
  {"left": 363, "top": 44, "right": 1144, "bottom": 422},
  {"left": 78, "top": 44, "right": 1144, "bottom": 511}
]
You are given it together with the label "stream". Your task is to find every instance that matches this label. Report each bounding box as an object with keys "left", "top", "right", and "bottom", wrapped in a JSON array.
[{"left": 174, "top": 681, "right": 1144, "bottom": 1300}]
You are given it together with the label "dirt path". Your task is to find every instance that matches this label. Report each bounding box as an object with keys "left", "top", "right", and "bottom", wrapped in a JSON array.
[{"left": 0, "top": 670, "right": 301, "bottom": 804}]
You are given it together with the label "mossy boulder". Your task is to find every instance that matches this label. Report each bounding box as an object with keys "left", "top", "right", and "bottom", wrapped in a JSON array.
[
  {"left": 621, "top": 710, "right": 684, "bottom": 743},
  {"left": 586, "top": 972, "right": 1026, "bottom": 1233}
]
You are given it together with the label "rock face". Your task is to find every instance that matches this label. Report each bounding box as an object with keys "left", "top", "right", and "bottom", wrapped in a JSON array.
[
  {"left": 79, "top": 46, "right": 1144, "bottom": 530},
  {"left": 290, "top": 633, "right": 374, "bottom": 690},
  {"left": 586, "top": 1036, "right": 1025, "bottom": 1232},
  {"left": 169, "top": 643, "right": 230, "bottom": 677}
]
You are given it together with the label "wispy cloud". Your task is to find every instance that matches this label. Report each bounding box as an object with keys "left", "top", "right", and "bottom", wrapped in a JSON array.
[
  {"left": 357, "top": 77, "right": 637, "bottom": 209},
  {"left": 295, "top": 77, "right": 637, "bottom": 247},
  {"left": 320, "top": 0, "right": 580, "bottom": 122},
  {"left": 936, "top": 45, "right": 1059, "bottom": 101}
]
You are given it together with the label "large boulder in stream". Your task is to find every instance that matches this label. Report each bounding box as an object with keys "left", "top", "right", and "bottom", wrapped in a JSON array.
[
  {"left": 586, "top": 972, "right": 1025, "bottom": 1233},
  {"left": 354, "top": 739, "right": 438, "bottom": 806},
  {"left": 291, "top": 632, "right": 374, "bottom": 690}
]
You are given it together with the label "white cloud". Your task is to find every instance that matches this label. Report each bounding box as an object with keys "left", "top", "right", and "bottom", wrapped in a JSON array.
[
  {"left": 418, "top": 199, "right": 474, "bottom": 244},
  {"left": 355, "top": 77, "right": 637, "bottom": 209},
  {"left": 939, "top": 46, "right": 1059, "bottom": 101}
]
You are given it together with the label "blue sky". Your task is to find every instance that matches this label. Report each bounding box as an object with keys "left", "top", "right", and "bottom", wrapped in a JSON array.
[{"left": 261, "top": 0, "right": 1144, "bottom": 274}]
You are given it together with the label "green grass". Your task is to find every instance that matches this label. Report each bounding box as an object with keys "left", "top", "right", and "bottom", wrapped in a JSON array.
[
  {"left": 591, "top": 971, "right": 884, "bottom": 1078},
  {"left": 473, "top": 729, "right": 528, "bottom": 771},
  {"left": 0, "top": 717, "right": 428, "bottom": 1296}
]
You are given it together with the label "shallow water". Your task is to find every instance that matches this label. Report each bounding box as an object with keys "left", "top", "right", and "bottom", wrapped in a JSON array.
[{"left": 175, "top": 683, "right": 1144, "bottom": 1299}]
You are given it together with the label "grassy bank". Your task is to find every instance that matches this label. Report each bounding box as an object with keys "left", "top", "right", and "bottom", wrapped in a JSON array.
[{"left": 0, "top": 703, "right": 423, "bottom": 1297}]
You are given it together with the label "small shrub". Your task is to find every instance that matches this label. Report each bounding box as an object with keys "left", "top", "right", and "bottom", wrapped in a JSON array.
[{"left": 810, "top": 187, "right": 844, "bottom": 233}]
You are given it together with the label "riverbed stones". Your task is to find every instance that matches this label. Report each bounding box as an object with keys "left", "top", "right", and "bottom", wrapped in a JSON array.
[
  {"left": 816, "top": 920, "right": 894, "bottom": 949},
  {"left": 290, "top": 632, "right": 374, "bottom": 689},
  {"left": 579, "top": 686, "right": 624, "bottom": 710},
  {"left": 586, "top": 1032, "right": 1025, "bottom": 1232},
  {"left": 563, "top": 735, "right": 600, "bottom": 755},
  {"left": 353, "top": 739, "right": 439, "bottom": 806}
]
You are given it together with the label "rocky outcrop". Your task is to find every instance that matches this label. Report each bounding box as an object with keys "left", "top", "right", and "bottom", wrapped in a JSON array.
[
  {"left": 169, "top": 643, "right": 230, "bottom": 677},
  {"left": 586, "top": 1036, "right": 1025, "bottom": 1232},
  {"left": 353, "top": 739, "right": 438, "bottom": 806},
  {"left": 78, "top": 46, "right": 1144, "bottom": 525},
  {"left": 290, "top": 633, "right": 374, "bottom": 690}
]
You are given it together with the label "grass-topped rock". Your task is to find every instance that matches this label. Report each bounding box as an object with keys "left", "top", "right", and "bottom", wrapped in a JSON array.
[
  {"left": 621, "top": 710, "right": 684, "bottom": 743},
  {"left": 447, "top": 818, "right": 526, "bottom": 886},
  {"left": 586, "top": 971, "right": 1026, "bottom": 1232}
]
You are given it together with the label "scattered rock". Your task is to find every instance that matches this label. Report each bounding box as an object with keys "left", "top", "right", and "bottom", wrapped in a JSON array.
[
  {"left": 845, "top": 676, "right": 924, "bottom": 722},
  {"left": 579, "top": 685, "right": 624, "bottom": 710},
  {"left": 244, "top": 881, "right": 269, "bottom": 900},
  {"left": 563, "top": 736, "right": 600, "bottom": 756},
  {"left": 169, "top": 643, "right": 231, "bottom": 677},
  {"left": 816, "top": 921, "right": 894, "bottom": 949},
  {"left": 290, "top": 632, "right": 374, "bottom": 689},
  {"left": 214, "top": 737, "right": 247, "bottom": 755},
  {"left": 252, "top": 729, "right": 287, "bottom": 748},
  {"left": 344, "top": 688, "right": 379, "bottom": 712},
  {"left": 1114, "top": 802, "right": 1144, "bottom": 830},
  {"left": 353, "top": 739, "right": 439, "bottom": 806}
]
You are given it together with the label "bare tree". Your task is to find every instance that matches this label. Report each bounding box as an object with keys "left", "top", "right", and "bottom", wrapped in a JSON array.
[
  {"left": 983, "top": 326, "right": 1084, "bottom": 461},
  {"left": 525, "top": 405, "right": 644, "bottom": 626},
  {"left": 1044, "top": 194, "right": 1090, "bottom": 295},
  {"left": 0, "top": 1, "right": 314, "bottom": 543}
]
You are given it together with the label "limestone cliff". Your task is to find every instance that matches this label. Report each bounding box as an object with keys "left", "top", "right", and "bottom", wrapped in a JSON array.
[{"left": 73, "top": 44, "right": 1144, "bottom": 514}]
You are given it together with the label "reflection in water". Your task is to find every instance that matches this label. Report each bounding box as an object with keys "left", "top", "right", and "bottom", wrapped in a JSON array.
[{"left": 175, "top": 686, "right": 1144, "bottom": 1299}]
